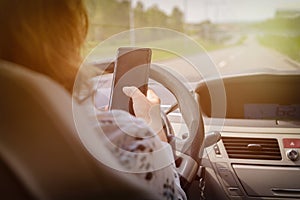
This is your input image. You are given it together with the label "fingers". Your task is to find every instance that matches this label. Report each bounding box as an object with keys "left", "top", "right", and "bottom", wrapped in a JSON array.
[
  {"left": 123, "top": 86, "right": 160, "bottom": 105},
  {"left": 122, "top": 86, "right": 144, "bottom": 99}
]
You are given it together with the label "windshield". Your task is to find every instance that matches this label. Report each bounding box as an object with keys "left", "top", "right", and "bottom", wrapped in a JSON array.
[{"left": 83, "top": 0, "right": 300, "bottom": 77}]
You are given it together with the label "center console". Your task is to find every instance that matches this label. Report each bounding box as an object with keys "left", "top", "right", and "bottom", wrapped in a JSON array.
[{"left": 202, "top": 120, "right": 300, "bottom": 199}]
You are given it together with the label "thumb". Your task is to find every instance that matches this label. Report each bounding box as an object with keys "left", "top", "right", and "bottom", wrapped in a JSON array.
[{"left": 147, "top": 89, "right": 160, "bottom": 104}]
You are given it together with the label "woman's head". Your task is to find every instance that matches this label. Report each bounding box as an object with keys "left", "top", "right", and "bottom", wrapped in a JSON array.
[{"left": 0, "top": 0, "right": 88, "bottom": 92}]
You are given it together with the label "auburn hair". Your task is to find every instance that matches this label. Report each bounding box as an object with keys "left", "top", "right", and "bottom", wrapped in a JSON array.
[{"left": 0, "top": 0, "right": 88, "bottom": 92}]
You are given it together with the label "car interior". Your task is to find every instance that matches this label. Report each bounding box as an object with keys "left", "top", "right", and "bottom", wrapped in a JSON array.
[
  {"left": 1, "top": 45, "right": 300, "bottom": 200},
  {"left": 90, "top": 59, "right": 300, "bottom": 200},
  {"left": 1, "top": 1, "right": 300, "bottom": 200},
  {"left": 194, "top": 72, "right": 300, "bottom": 199}
]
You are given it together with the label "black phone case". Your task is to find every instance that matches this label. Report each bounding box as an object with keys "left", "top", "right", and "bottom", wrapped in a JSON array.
[{"left": 109, "top": 47, "right": 152, "bottom": 115}]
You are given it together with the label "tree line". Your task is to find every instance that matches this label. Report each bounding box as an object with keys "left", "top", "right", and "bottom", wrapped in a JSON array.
[{"left": 85, "top": 0, "right": 184, "bottom": 40}]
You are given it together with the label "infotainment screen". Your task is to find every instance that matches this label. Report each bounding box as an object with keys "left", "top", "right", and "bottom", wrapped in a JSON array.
[
  {"left": 196, "top": 74, "right": 300, "bottom": 120},
  {"left": 244, "top": 104, "right": 300, "bottom": 120}
]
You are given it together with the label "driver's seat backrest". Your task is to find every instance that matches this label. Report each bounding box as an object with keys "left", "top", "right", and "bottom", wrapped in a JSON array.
[{"left": 0, "top": 60, "right": 156, "bottom": 200}]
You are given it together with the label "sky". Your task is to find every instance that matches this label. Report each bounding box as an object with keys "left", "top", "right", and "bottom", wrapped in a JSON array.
[{"left": 132, "top": 0, "right": 300, "bottom": 23}]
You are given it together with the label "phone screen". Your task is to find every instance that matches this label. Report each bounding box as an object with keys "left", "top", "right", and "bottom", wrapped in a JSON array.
[{"left": 109, "top": 47, "right": 152, "bottom": 115}]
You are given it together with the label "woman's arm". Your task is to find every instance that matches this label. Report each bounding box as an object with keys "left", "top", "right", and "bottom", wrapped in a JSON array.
[{"left": 123, "top": 86, "right": 168, "bottom": 142}]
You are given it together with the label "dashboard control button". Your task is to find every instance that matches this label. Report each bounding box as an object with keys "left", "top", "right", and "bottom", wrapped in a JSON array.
[
  {"left": 283, "top": 139, "right": 300, "bottom": 148},
  {"left": 227, "top": 187, "right": 243, "bottom": 196},
  {"left": 216, "top": 162, "right": 228, "bottom": 170},
  {"left": 213, "top": 144, "right": 221, "bottom": 155},
  {"left": 219, "top": 170, "right": 238, "bottom": 187},
  {"left": 286, "top": 149, "right": 299, "bottom": 161}
]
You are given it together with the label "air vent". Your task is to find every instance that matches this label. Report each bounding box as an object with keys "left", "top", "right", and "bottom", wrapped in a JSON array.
[{"left": 222, "top": 137, "right": 282, "bottom": 160}]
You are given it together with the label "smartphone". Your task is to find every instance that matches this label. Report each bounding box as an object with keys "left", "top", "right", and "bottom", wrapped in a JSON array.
[{"left": 109, "top": 47, "right": 152, "bottom": 115}]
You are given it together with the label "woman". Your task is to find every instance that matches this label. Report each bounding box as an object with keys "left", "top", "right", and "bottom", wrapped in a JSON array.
[{"left": 0, "top": 1, "right": 186, "bottom": 199}]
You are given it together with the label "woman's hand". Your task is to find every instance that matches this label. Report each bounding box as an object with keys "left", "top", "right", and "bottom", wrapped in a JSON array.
[{"left": 123, "top": 86, "right": 167, "bottom": 142}]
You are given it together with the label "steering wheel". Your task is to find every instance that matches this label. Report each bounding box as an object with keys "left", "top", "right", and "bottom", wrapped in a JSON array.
[{"left": 150, "top": 63, "right": 204, "bottom": 188}]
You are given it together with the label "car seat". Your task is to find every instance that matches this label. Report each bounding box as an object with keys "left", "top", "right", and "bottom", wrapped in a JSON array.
[{"left": 0, "top": 60, "right": 157, "bottom": 200}]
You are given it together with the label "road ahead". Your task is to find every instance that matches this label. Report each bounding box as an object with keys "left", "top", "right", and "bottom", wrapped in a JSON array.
[
  {"left": 94, "top": 36, "right": 300, "bottom": 108},
  {"left": 159, "top": 36, "right": 300, "bottom": 82}
]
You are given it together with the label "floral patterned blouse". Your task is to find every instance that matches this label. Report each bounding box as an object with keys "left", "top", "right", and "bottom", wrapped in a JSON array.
[
  {"left": 72, "top": 70, "right": 186, "bottom": 199},
  {"left": 97, "top": 109, "right": 187, "bottom": 200}
]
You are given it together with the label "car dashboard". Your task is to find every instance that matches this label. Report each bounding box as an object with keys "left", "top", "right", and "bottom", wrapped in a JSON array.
[
  {"left": 194, "top": 74, "right": 300, "bottom": 199},
  {"left": 93, "top": 66, "right": 300, "bottom": 199}
]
